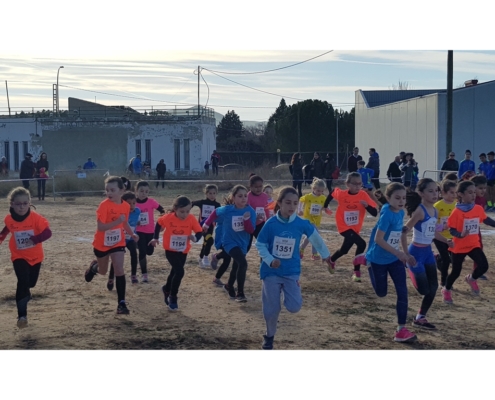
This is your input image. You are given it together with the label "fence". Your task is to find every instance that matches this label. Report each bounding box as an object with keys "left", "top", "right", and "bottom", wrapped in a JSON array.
[{"left": 422, "top": 170, "right": 455, "bottom": 181}]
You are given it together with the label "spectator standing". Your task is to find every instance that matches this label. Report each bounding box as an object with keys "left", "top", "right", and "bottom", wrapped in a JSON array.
[
  {"left": 155, "top": 159, "right": 166, "bottom": 188},
  {"left": 366, "top": 148, "right": 381, "bottom": 190},
  {"left": 486, "top": 151, "right": 495, "bottom": 211},
  {"left": 289, "top": 152, "right": 304, "bottom": 197},
  {"left": 204, "top": 161, "right": 210, "bottom": 176},
  {"left": 1, "top": 156, "right": 8, "bottom": 177},
  {"left": 20, "top": 153, "right": 35, "bottom": 190},
  {"left": 478, "top": 153, "right": 491, "bottom": 177},
  {"left": 210, "top": 150, "right": 221, "bottom": 176},
  {"left": 310, "top": 152, "right": 325, "bottom": 179},
  {"left": 83, "top": 157, "right": 97, "bottom": 170},
  {"left": 323, "top": 153, "right": 336, "bottom": 191},
  {"left": 439, "top": 152, "right": 459, "bottom": 179},
  {"left": 132, "top": 155, "right": 142, "bottom": 177},
  {"left": 347, "top": 147, "right": 362, "bottom": 173},
  {"left": 400, "top": 153, "right": 419, "bottom": 190},
  {"left": 36, "top": 152, "right": 49, "bottom": 201},
  {"left": 458, "top": 150, "right": 476, "bottom": 179},
  {"left": 387, "top": 156, "right": 402, "bottom": 183}
]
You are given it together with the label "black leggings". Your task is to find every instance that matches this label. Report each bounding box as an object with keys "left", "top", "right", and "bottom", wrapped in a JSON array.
[
  {"left": 200, "top": 227, "right": 214, "bottom": 258},
  {"left": 215, "top": 248, "right": 232, "bottom": 280},
  {"left": 433, "top": 239, "right": 451, "bottom": 286},
  {"left": 109, "top": 240, "right": 138, "bottom": 278},
  {"left": 331, "top": 229, "right": 367, "bottom": 271},
  {"left": 13, "top": 259, "right": 41, "bottom": 318},
  {"left": 293, "top": 180, "right": 303, "bottom": 197},
  {"left": 137, "top": 232, "right": 155, "bottom": 274},
  {"left": 164, "top": 250, "right": 188, "bottom": 296},
  {"left": 227, "top": 247, "right": 248, "bottom": 295},
  {"left": 37, "top": 179, "right": 46, "bottom": 200},
  {"left": 446, "top": 248, "right": 489, "bottom": 290},
  {"left": 155, "top": 174, "right": 165, "bottom": 188},
  {"left": 247, "top": 222, "right": 265, "bottom": 253}
]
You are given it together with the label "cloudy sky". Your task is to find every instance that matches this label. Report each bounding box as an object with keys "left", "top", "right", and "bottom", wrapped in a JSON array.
[{"left": 1, "top": 1, "right": 493, "bottom": 123}]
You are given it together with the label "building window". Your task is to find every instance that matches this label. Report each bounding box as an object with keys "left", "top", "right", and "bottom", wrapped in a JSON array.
[
  {"left": 174, "top": 139, "right": 180, "bottom": 170},
  {"left": 135, "top": 140, "right": 142, "bottom": 158},
  {"left": 22, "top": 141, "right": 28, "bottom": 158},
  {"left": 13, "top": 141, "right": 19, "bottom": 171},
  {"left": 145, "top": 139, "right": 151, "bottom": 164},
  {"left": 4, "top": 141, "right": 9, "bottom": 170},
  {"left": 184, "top": 139, "right": 190, "bottom": 170}
]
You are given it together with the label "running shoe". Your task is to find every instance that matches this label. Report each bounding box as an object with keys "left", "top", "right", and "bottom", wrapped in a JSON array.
[
  {"left": 479, "top": 274, "right": 488, "bottom": 281},
  {"left": 441, "top": 287, "right": 453, "bottom": 304},
  {"left": 168, "top": 296, "right": 179, "bottom": 311},
  {"left": 311, "top": 253, "right": 321, "bottom": 261},
  {"left": 352, "top": 271, "right": 361, "bottom": 282},
  {"left": 131, "top": 275, "right": 139, "bottom": 284},
  {"left": 393, "top": 327, "right": 417, "bottom": 343},
  {"left": 465, "top": 274, "right": 480, "bottom": 295},
  {"left": 262, "top": 335, "right": 274, "bottom": 350},
  {"left": 353, "top": 253, "right": 367, "bottom": 267},
  {"left": 212, "top": 278, "right": 224, "bottom": 287},
  {"left": 210, "top": 254, "right": 219, "bottom": 270},
  {"left": 117, "top": 301, "right": 130, "bottom": 315},
  {"left": 235, "top": 293, "right": 247, "bottom": 303},
  {"left": 198, "top": 257, "right": 205, "bottom": 268},
  {"left": 412, "top": 317, "right": 437, "bottom": 330},
  {"left": 106, "top": 279, "right": 114, "bottom": 291},
  {"left": 327, "top": 259, "right": 336, "bottom": 274},
  {"left": 202, "top": 256, "right": 211, "bottom": 267},
  {"left": 299, "top": 248, "right": 304, "bottom": 260},
  {"left": 84, "top": 260, "right": 98, "bottom": 282},
  {"left": 141, "top": 274, "right": 149, "bottom": 283},
  {"left": 223, "top": 284, "right": 236, "bottom": 300},
  {"left": 17, "top": 316, "right": 28, "bottom": 329},
  {"left": 161, "top": 286, "right": 170, "bottom": 305}
]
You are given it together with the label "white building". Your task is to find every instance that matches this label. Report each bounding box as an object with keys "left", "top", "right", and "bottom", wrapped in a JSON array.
[{"left": 355, "top": 80, "right": 495, "bottom": 180}]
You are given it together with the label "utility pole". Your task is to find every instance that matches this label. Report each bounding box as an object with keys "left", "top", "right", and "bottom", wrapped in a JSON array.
[
  {"left": 297, "top": 103, "right": 301, "bottom": 152},
  {"left": 446, "top": 51, "right": 453, "bottom": 159},
  {"left": 198, "top": 65, "right": 200, "bottom": 117},
  {"left": 336, "top": 111, "right": 339, "bottom": 167},
  {"left": 5, "top": 81, "right": 11, "bottom": 116}
]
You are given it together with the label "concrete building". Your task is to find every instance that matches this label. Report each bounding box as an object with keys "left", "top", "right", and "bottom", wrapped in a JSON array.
[
  {"left": 0, "top": 98, "right": 216, "bottom": 175},
  {"left": 355, "top": 79, "right": 495, "bottom": 180}
]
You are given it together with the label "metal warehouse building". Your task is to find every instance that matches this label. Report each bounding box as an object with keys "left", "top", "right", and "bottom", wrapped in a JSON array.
[{"left": 355, "top": 80, "right": 495, "bottom": 180}]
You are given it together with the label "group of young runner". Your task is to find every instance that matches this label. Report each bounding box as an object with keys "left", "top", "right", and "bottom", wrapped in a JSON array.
[{"left": 1, "top": 167, "right": 494, "bottom": 349}]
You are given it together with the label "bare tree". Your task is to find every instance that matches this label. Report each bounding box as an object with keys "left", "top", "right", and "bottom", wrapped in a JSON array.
[{"left": 389, "top": 80, "right": 412, "bottom": 90}]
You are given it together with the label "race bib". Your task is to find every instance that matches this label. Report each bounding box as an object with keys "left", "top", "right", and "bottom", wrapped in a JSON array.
[
  {"left": 139, "top": 212, "right": 149, "bottom": 226},
  {"left": 440, "top": 216, "right": 448, "bottom": 230},
  {"left": 310, "top": 203, "right": 322, "bottom": 216},
  {"left": 256, "top": 207, "right": 266, "bottom": 220},
  {"left": 104, "top": 229, "right": 122, "bottom": 247},
  {"left": 170, "top": 235, "right": 187, "bottom": 251},
  {"left": 463, "top": 218, "right": 480, "bottom": 236},
  {"left": 14, "top": 230, "right": 34, "bottom": 250},
  {"left": 273, "top": 236, "right": 296, "bottom": 259},
  {"left": 344, "top": 211, "right": 359, "bottom": 226},
  {"left": 232, "top": 216, "right": 244, "bottom": 232},
  {"left": 268, "top": 209, "right": 275, "bottom": 218},
  {"left": 425, "top": 218, "right": 437, "bottom": 238},
  {"left": 202, "top": 205, "right": 215, "bottom": 218},
  {"left": 387, "top": 231, "right": 401, "bottom": 250}
]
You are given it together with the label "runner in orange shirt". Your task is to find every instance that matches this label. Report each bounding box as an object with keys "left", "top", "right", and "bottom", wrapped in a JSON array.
[
  {"left": 323, "top": 172, "right": 378, "bottom": 282},
  {"left": 443, "top": 181, "right": 495, "bottom": 303},
  {"left": 84, "top": 176, "right": 139, "bottom": 315},
  {"left": 149, "top": 196, "right": 203, "bottom": 311},
  {"left": 0, "top": 187, "right": 52, "bottom": 328}
]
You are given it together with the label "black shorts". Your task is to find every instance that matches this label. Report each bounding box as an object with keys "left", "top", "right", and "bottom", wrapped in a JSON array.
[
  {"left": 93, "top": 246, "right": 126, "bottom": 258},
  {"left": 487, "top": 179, "right": 495, "bottom": 187}
]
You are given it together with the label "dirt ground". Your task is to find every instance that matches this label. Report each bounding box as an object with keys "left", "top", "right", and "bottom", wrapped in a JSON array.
[{"left": 1, "top": 184, "right": 495, "bottom": 350}]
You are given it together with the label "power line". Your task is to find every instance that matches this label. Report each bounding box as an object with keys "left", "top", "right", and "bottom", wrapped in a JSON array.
[{"left": 203, "top": 50, "right": 334, "bottom": 75}]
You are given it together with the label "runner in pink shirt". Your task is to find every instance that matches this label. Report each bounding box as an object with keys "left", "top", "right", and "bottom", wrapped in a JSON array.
[{"left": 247, "top": 174, "right": 270, "bottom": 252}]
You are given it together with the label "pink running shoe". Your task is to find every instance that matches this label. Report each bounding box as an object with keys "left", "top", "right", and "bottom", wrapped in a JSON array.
[
  {"left": 353, "top": 253, "right": 367, "bottom": 267},
  {"left": 441, "top": 287, "right": 453, "bottom": 304},
  {"left": 311, "top": 254, "right": 321, "bottom": 261},
  {"left": 465, "top": 274, "right": 480, "bottom": 295},
  {"left": 326, "top": 259, "right": 336, "bottom": 274},
  {"left": 393, "top": 327, "right": 417, "bottom": 343}
]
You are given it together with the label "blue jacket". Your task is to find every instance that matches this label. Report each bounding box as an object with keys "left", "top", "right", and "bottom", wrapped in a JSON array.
[
  {"left": 479, "top": 161, "right": 491, "bottom": 177},
  {"left": 214, "top": 205, "right": 256, "bottom": 254},
  {"left": 132, "top": 158, "right": 142, "bottom": 174},
  {"left": 357, "top": 168, "right": 374, "bottom": 189},
  {"left": 458, "top": 159, "right": 475, "bottom": 178},
  {"left": 256, "top": 211, "right": 330, "bottom": 279}
]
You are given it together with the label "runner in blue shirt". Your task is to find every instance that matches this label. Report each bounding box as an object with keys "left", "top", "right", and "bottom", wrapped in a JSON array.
[{"left": 458, "top": 150, "right": 476, "bottom": 179}]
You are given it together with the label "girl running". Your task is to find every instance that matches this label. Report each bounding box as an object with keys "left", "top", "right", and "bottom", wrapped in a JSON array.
[
  {"left": 107, "top": 191, "right": 141, "bottom": 290},
  {"left": 442, "top": 181, "right": 495, "bottom": 303},
  {"left": 402, "top": 178, "right": 452, "bottom": 330},
  {"left": 0, "top": 187, "right": 52, "bottom": 328},
  {"left": 203, "top": 185, "right": 257, "bottom": 302},
  {"left": 247, "top": 175, "right": 270, "bottom": 252},
  {"left": 191, "top": 184, "right": 221, "bottom": 268},
  {"left": 433, "top": 180, "right": 457, "bottom": 287},
  {"left": 149, "top": 196, "right": 203, "bottom": 311},
  {"left": 134, "top": 180, "right": 165, "bottom": 283},
  {"left": 263, "top": 184, "right": 275, "bottom": 219},
  {"left": 256, "top": 187, "right": 334, "bottom": 350},
  {"left": 299, "top": 178, "right": 327, "bottom": 260},
  {"left": 323, "top": 172, "right": 378, "bottom": 282},
  {"left": 210, "top": 207, "right": 232, "bottom": 287},
  {"left": 84, "top": 176, "right": 138, "bottom": 315},
  {"left": 365, "top": 183, "right": 418, "bottom": 343}
]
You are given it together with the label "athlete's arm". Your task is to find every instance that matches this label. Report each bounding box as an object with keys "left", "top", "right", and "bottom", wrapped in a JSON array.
[
  {"left": 29, "top": 227, "right": 52, "bottom": 244},
  {"left": 0, "top": 225, "right": 10, "bottom": 243},
  {"left": 97, "top": 215, "right": 125, "bottom": 231},
  {"left": 483, "top": 217, "right": 495, "bottom": 227}
]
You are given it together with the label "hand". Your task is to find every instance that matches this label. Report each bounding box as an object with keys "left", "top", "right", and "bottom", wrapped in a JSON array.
[
  {"left": 406, "top": 255, "right": 416, "bottom": 267},
  {"left": 256, "top": 214, "right": 265, "bottom": 223},
  {"left": 202, "top": 225, "right": 209, "bottom": 233},
  {"left": 359, "top": 200, "right": 368, "bottom": 207},
  {"left": 119, "top": 214, "right": 126, "bottom": 223},
  {"left": 396, "top": 251, "right": 409, "bottom": 264},
  {"left": 447, "top": 239, "right": 454, "bottom": 248},
  {"left": 270, "top": 259, "right": 281, "bottom": 269},
  {"left": 148, "top": 238, "right": 159, "bottom": 247},
  {"left": 243, "top": 211, "right": 251, "bottom": 220},
  {"left": 324, "top": 208, "right": 333, "bottom": 216},
  {"left": 461, "top": 229, "right": 469, "bottom": 238},
  {"left": 188, "top": 234, "right": 197, "bottom": 242},
  {"left": 298, "top": 211, "right": 304, "bottom": 216},
  {"left": 132, "top": 234, "right": 139, "bottom": 242}
]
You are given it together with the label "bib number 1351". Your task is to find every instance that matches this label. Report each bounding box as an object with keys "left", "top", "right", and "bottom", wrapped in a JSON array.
[{"left": 272, "top": 236, "right": 295, "bottom": 259}]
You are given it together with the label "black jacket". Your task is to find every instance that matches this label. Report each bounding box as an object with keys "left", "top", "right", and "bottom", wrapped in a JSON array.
[
  {"left": 386, "top": 161, "right": 401, "bottom": 180},
  {"left": 440, "top": 158, "right": 459, "bottom": 179},
  {"left": 20, "top": 158, "right": 35, "bottom": 179},
  {"left": 156, "top": 162, "right": 166, "bottom": 176},
  {"left": 347, "top": 154, "right": 362, "bottom": 172},
  {"left": 310, "top": 157, "right": 325, "bottom": 179},
  {"left": 290, "top": 160, "right": 304, "bottom": 181},
  {"left": 324, "top": 157, "right": 336, "bottom": 179},
  {"left": 36, "top": 159, "right": 49, "bottom": 178}
]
